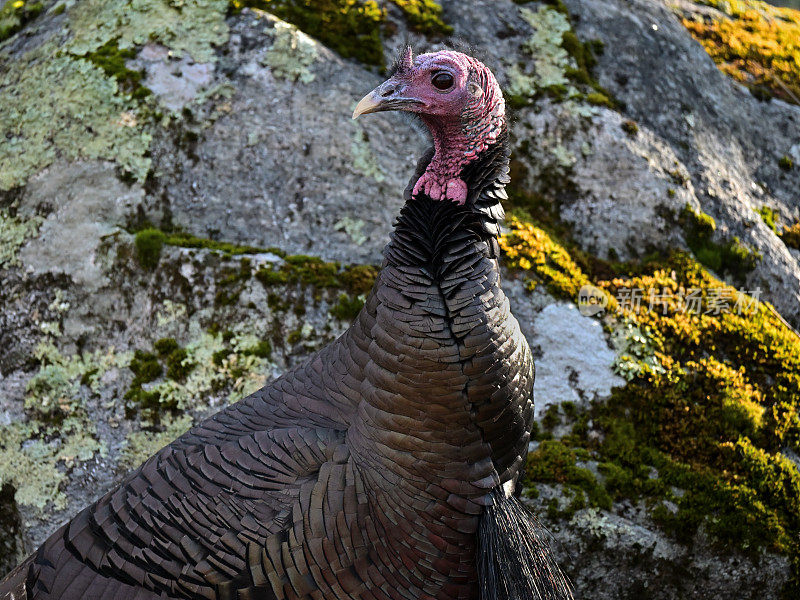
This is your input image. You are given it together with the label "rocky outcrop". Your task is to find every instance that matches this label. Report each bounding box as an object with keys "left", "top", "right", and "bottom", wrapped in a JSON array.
[{"left": 1, "top": 0, "right": 799, "bottom": 597}]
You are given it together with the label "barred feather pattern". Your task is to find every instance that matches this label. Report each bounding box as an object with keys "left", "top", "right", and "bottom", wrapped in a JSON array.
[{"left": 0, "top": 128, "right": 568, "bottom": 600}]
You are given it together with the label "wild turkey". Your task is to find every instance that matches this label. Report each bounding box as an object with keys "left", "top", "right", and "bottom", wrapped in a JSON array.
[{"left": 0, "top": 48, "right": 571, "bottom": 600}]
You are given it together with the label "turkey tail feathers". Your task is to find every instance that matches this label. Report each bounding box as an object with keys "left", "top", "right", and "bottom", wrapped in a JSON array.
[{"left": 477, "top": 488, "right": 574, "bottom": 600}]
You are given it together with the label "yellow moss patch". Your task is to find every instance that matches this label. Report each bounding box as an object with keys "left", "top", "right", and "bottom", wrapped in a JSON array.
[
  {"left": 682, "top": 0, "right": 800, "bottom": 104},
  {"left": 0, "top": 0, "right": 42, "bottom": 42},
  {"left": 781, "top": 222, "right": 800, "bottom": 250},
  {"left": 504, "top": 213, "right": 800, "bottom": 591},
  {"left": 389, "top": 0, "right": 451, "bottom": 36},
  {"left": 500, "top": 214, "right": 616, "bottom": 310},
  {"left": 232, "top": 0, "right": 385, "bottom": 66}
]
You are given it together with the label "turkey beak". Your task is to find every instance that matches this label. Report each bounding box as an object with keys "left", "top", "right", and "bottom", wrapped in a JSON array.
[{"left": 352, "top": 79, "right": 422, "bottom": 119}]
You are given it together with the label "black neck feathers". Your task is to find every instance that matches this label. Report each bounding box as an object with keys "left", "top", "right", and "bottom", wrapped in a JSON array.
[{"left": 386, "top": 128, "right": 511, "bottom": 273}]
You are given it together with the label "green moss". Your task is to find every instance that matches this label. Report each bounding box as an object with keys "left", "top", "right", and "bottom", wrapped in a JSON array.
[
  {"left": 338, "top": 264, "right": 379, "bottom": 295},
  {"left": 500, "top": 214, "right": 614, "bottom": 306},
  {"left": 154, "top": 337, "right": 180, "bottom": 356},
  {"left": 82, "top": 38, "right": 151, "bottom": 100},
  {"left": 232, "top": 0, "right": 384, "bottom": 67},
  {"left": 134, "top": 228, "right": 166, "bottom": 270},
  {"left": 129, "top": 350, "right": 162, "bottom": 383},
  {"left": 584, "top": 91, "right": 614, "bottom": 107},
  {"left": 522, "top": 440, "right": 612, "bottom": 516},
  {"left": 611, "top": 320, "right": 665, "bottom": 381},
  {"left": 212, "top": 348, "right": 230, "bottom": 366},
  {"left": 329, "top": 293, "right": 364, "bottom": 321},
  {"left": 125, "top": 340, "right": 197, "bottom": 410},
  {"left": 214, "top": 259, "right": 253, "bottom": 307},
  {"left": 255, "top": 255, "right": 378, "bottom": 294},
  {"left": 681, "top": 0, "right": 800, "bottom": 107},
  {"left": 124, "top": 349, "right": 163, "bottom": 411},
  {"left": 560, "top": 29, "right": 615, "bottom": 106},
  {"left": 154, "top": 338, "right": 195, "bottom": 381},
  {"left": 779, "top": 155, "right": 794, "bottom": 171},
  {"left": 621, "top": 119, "right": 639, "bottom": 136},
  {"left": 504, "top": 160, "right": 562, "bottom": 229},
  {"left": 679, "top": 204, "right": 759, "bottom": 283},
  {"left": 158, "top": 230, "right": 285, "bottom": 257},
  {"left": 255, "top": 267, "right": 290, "bottom": 286},
  {"left": 242, "top": 340, "right": 272, "bottom": 358},
  {"left": 165, "top": 348, "right": 193, "bottom": 381},
  {"left": 758, "top": 205, "right": 779, "bottom": 233},
  {"left": 540, "top": 404, "right": 561, "bottom": 433},
  {"left": 0, "top": 0, "right": 43, "bottom": 43},
  {"left": 389, "top": 0, "right": 451, "bottom": 36},
  {"left": 668, "top": 168, "right": 689, "bottom": 186}
]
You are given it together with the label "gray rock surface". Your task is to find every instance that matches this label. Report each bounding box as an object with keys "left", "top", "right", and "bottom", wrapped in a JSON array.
[
  {"left": 526, "top": 487, "right": 790, "bottom": 600},
  {"left": 143, "top": 12, "right": 426, "bottom": 263},
  {"left": 564, "top": 0, "right": 800, "bottom": 322},
  {"left": 526, "top": 302, "right": 623, "bottom": 419}
]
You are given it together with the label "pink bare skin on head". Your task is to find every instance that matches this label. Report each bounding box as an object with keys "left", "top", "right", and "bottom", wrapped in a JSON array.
[{"left": 353, "top": 49, "right": 505, "bottom": 205}]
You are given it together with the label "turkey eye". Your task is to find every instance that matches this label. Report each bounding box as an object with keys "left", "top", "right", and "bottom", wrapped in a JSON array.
[{"left": 431, "top": 72, "right": 454, "bottom": 90}]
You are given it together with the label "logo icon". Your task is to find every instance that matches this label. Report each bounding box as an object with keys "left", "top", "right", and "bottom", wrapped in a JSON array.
[{"left": 578, "top": 284, "right": 608, "bottom": 317}]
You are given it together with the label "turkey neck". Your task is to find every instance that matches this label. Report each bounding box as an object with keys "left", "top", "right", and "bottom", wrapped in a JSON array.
[{"left": 348, "top": 130, "right": 532, "bottom": 504}]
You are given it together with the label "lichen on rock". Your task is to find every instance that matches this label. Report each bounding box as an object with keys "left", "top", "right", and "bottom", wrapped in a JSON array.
[
  {"left": 118, "top": 413, "right": 193, "bottom": 471},
  {"left": 124, "top": 326, "right": 271, "bottom": 416},
  {"left": 0, "top": 424, "right": 70, "bottom": 511},
  {"left": 262, "top": 19, "right": 318, "bottom": 83},
  {"left": 520, "top": 5, "right": 573, "bottom": 91},
  {"left": 1, "top": 339, "right": 129, "bottom": 512},
  {"left": 506, "top": 2, "right": 612, "bottom": 108},
  {"left": 350, "top": 124, "right": 386, "bottom": 182},
  {"left": 0, "top": 210, "right": 40, "bottom": 268},
  {"left": 334, "top": 216, "right": 368, "bottom": 246},
  {"left": 66, "top": 0, "right": 229, "bottom": 63},
  {"left": 0, "top": 49, "right": 152, "bottom": 191}
]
